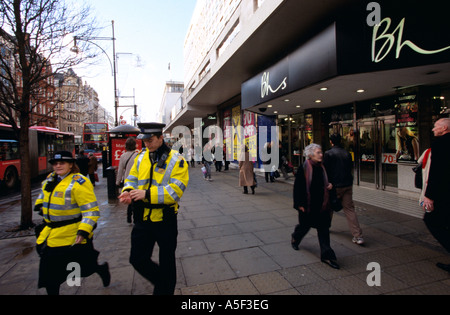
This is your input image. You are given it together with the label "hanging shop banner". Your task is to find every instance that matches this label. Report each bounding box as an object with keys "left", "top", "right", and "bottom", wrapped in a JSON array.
[
  {"left": 395, "top": 126, "right": 419, "bottom": 163},
  {"left": 223, "top": 109, "right": 232, "bottom": 161},
  {"left": 304, "top": 114, "right": 314, "bottom": 147},
  {"left": 231, "top": 106, "right": 242, "bottom": 161},
  {"left": 395, "top": 94, "right": 418, "bottom": 127},
  {"left": 394, "top": 94, "right": 419, "bottom": 163},
  {"left": 243, "top": 111, "right": 257, "bottom": 161}
]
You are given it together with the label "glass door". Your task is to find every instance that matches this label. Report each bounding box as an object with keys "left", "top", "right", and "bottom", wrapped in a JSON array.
[{"left": 357, "top": 116, "right": 398, "bottom": 190}]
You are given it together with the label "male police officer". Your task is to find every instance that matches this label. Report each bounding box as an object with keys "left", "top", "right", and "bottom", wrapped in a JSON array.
[{"left": 118, "top": 122, "right": 189, "bottom": 295}]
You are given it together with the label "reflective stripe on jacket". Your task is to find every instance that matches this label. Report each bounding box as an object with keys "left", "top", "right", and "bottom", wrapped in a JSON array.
[
  {"left": 122, "top": 148, "right": 189, "bottom": 222},
  {"left": 35, "top": 173, "right": 100, "bottom": 247}
]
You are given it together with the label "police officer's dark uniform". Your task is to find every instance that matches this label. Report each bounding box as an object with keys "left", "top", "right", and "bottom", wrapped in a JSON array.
[{"left": 120, "top": 123, "right": 189, "bottom": 295}]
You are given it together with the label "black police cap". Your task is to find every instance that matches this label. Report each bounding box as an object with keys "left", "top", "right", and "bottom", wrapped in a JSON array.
[
  {"left": 137, "top": 122, "right": 166, "bottom": 140},
  {"left": 49, "top": 151, "right": 76, "bottom": 164}
]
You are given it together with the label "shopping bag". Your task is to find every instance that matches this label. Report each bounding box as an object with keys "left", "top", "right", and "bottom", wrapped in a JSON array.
[
  {"left": 201, "top": 166, "right": 207, "bottom": 175},
  {"left": 94, "top": 172, "right": 99, "bottom": 182}
]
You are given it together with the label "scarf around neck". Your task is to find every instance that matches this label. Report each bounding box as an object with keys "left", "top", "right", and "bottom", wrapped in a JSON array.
[{"left": 303, "top": 159, "right": 330, "bottom": 213}]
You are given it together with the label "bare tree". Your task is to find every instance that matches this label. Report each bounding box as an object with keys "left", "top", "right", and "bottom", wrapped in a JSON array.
[{"left": 0, "top": 0, "right": 100, "bottom": 230}]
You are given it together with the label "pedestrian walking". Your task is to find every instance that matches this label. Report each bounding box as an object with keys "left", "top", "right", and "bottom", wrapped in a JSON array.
[
  {"left": 202, "top": 143, "right": 213, "bottom": 181},
  {"left": 239, "top": 146, "right": 256, "bottom": 194},
  {"left": 34, "top": 151, "right": 110, "bottom": 295},
  {"left": 324, "top": 133, "right": 364, "bottom": 245},
  {"left": 76, "top": 150, "right": 89, "bottom": 176},
  {"left": 263, "top": 142, "right": 275, "bottom": 183},
  {"left": 291, "top": 143, "right": 339, "bottom": 269},
  {"left": 417, "top": 147, "right": 432, "bottom": 207},
  {"left": 422, "top": 118, "right": 450, "bottom": 273},
  {"left": 213, "top": 143, "right": 223, "bottom": 172},
  {"left": 118, "top": 123, "right": 189, "bottom": 295},
  {"left": 223, "top": 146, "right": 230, "bottom": 171},
  {"left": 88, "top": 152, "right": 98, "bottom": 186},
  {"left": 116, "top": 137, "right": 138, "bottom": 223},
  {"left": 279, "top": 142, "right": 289, "bottom": 179},
  {"left": 188, "top": 145, "right": 195, "bottom": 167}
]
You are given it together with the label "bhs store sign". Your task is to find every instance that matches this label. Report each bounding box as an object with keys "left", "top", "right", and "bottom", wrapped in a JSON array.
[{"left": 368, "top": 2, "right": 450, "bottom": 63}]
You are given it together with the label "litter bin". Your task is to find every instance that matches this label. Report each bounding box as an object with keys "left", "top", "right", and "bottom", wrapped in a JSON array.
[{"left": 106, "top": 166, "right": 117, "bottom": 199}]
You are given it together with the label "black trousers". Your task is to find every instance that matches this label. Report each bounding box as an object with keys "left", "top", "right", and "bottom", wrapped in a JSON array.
[
  {"left": 37, "top": 238, "right": 101, "bottom": 295},
  {"left": 423, "top": 202, "right": 450, "bottom": 253},
  {"left": 129, "top": 219, "right": 178, "bottom": 295},
  {"left": 265, "top": 172, "right": 274, "bottom": 182},
  {"left": 292, "top": 212, "right": 336, "bottom": 260}
]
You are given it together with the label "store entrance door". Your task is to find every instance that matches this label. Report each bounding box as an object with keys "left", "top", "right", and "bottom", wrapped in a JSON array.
[{"left": 357, "top": 116, "right": 397, "bottom": 191}]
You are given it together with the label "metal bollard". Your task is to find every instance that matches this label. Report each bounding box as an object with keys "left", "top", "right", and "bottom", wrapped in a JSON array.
[{"left": 106, "top": 166, "right": 117, "bottom": 199}]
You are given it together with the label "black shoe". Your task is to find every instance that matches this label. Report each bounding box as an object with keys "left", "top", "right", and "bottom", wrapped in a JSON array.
[
  {"left": 321, "top": 259, "right": 340, "bottom": 269},
  {"left": 291, "top": 235, "right": 299, "bottom": 250},
  {"left": 98, "top": 262, "right": 111, "bottom": 287},
  {"left": 436, "top": 263, "right": 450, "bottom": 273}
]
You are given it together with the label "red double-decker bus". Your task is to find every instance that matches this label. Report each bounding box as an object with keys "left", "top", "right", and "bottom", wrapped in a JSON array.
[
  {"left": 0, "top": 123, "right": 75, "bottom": 189},
  {"left": 82, "top": 122, "right": 108, "bottom": 160}
]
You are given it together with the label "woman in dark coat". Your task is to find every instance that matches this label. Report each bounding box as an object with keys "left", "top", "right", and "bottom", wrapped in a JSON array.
[{"left": 291, "top": 143, "right": 339, "bottom": 269}]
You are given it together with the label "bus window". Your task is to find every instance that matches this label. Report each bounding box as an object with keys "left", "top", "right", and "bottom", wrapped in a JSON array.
[
  {"left": 38, "top": 133, "right": 47, "bottom": 157},
  {"left": 0, "top": 140, "right": 20, "bottom": 161}
]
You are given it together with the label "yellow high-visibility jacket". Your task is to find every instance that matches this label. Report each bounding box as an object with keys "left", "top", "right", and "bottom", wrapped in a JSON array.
[
  {"left": 35, "top": 173, "right": 100, "bottom": 247},
  {"left": 122, "top": 147, "right": 189, "bottom": 222}
]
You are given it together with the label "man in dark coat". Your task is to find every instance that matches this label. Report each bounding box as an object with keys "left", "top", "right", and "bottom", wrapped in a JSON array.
[
  {"left": 422, "top": 118, "right": 450, "bottom": 272},
  {"left": 76, "top": 150, "right": 89, "bottom": 176},
  {"left": 324, "top": 134, "right": 364, "bottom": 245}
]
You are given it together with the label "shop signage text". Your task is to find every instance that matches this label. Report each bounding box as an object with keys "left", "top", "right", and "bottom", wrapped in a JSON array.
[
  {"left": 372, "top": 16, "right": 450, "bottom": 63},
  {"left": 261, "top": 72, "right": 287, "bottom": 99}
]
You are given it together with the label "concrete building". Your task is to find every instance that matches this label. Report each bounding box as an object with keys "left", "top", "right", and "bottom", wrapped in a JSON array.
[
  {"left": 158, "top": 81, "right": 184, "bottom": 126},
  {"left": 167, "top": 0, "right": 450, "bottom": 216}
]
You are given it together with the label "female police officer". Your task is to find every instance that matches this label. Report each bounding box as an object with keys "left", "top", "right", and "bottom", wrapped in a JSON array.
[
  {"left": 119, "top": 123, "right": 189, "bottom": 295},
  {"left": 34, "top": 151, "right": 110, "bottom": 295}
]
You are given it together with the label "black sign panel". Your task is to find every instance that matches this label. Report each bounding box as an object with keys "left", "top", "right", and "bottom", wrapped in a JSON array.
[
  {"left": 337, "top": 0, "right": 450, "bottom": 74},
  {"left": 242, "top": 24, "right": 338, "bottom": 110},
  {"left": 241, "top": 0, "right": 450, "bottom": 111}
]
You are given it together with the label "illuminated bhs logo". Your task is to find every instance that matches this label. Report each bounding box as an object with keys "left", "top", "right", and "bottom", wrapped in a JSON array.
[
  {"left": 368, "top": 2, "right": 450, "bottom": 63},
  {"left": 261, "top": 72, "right": 287, "bottom": 99}
]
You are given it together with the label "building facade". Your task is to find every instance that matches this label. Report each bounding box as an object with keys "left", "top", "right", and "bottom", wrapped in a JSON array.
[
  {"left": 168, "top": 0, "right": 450, "bottom": 215},
  {"left": 54, "top": 68, "right": 111, "bottom": 138},
  {"left": 158, "top": 81, "right": 184, "bottom": 126}
]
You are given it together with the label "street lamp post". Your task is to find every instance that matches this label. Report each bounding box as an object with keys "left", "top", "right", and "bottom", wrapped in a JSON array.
[
  {"left": 71, "top": 20, "right": 119, "bottom": 126},
  {"left": 112, "top": 21, "right": 118, "bottom": 127}
]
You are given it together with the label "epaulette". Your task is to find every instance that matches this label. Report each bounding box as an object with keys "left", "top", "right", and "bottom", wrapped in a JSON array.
[
  {"left": 72, "top": 174, "right": 87, "bottom": 185},
  {"left": 178, "top": 155, "right": 185, "bottom": 168}
]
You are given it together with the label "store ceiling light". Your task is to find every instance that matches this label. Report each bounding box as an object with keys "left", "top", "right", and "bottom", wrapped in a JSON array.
[
  {"left": 296, "top": 105, "right": 301, "bottom": 108},
  {"left": 315, "top": 99, "right": 322, "bottom": 103},
  {"left": 320, "top": 87, "right": 328, "bottom": 91},
  {"left": 267, "top": 104, "right": 273, "bottom": 108},
  {"left": 284, "top": 99, "right": 290, "bottom": 102},
  {"left": 357, "top": 89, "right": 365, "bottom": 93}
]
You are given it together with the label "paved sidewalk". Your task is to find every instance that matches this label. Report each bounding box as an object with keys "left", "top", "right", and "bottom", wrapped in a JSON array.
[{"left": 0, "top": 166, "right": 449, "bottom": 295}]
